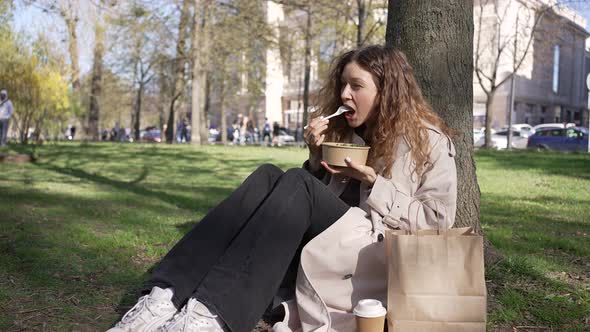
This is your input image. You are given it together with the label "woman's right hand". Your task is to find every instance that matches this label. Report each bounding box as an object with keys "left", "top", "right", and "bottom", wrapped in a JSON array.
[{"left": 304, "top": 117, "right": 329, "bottom": 170}]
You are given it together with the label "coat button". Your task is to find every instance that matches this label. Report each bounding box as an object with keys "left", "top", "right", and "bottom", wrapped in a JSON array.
[
  {"left": 342, "top": 274, "right": 353, "bottom": 280},
  {"left": 378, "top": 233, "right": 384, "bottom": 242}
]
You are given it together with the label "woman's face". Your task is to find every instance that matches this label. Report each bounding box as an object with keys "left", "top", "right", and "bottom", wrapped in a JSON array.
[{"left": 340, "top": 61, "right": 378, "bottom": 128}]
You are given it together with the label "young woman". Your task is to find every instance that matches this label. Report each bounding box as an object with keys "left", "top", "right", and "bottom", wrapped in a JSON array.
[{"left": 108, "top": 45, "right": 457, "bottom": 332}]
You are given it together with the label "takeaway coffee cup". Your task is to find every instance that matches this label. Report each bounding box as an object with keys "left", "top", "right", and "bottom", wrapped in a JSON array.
[{"left": 353, "top": 299, "right": 386, "bottom": 332}]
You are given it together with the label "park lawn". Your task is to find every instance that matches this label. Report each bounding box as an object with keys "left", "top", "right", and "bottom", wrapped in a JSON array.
[{"left": 0, "top": 143, "right": 588, "bottom": 331}]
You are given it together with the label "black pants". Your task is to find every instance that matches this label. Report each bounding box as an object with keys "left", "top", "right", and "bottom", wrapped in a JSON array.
[{"left": 146, "top": 164, "right": 350, "bottom": 332}]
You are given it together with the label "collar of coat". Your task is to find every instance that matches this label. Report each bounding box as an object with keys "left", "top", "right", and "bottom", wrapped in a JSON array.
[{"left": 348, "top": 122, "right": 456, "bottom": 172}]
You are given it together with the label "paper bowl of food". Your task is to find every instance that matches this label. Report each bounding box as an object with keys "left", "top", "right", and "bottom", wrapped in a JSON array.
[{"left": 322, "top": 142, "right": 370, "bottom": 167}]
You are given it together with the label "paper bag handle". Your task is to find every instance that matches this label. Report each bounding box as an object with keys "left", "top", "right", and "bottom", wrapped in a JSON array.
[{"left": 407, "top": 198, "right": 449, "bottom": 235}]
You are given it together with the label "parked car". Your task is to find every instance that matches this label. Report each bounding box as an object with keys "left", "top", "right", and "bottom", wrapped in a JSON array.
[
  {"left": 475, "top": 130, "right": 528, "bottom": 149},
  {"left": 501, "top": 124, "right": 534, "bottom": 137},
  {"left": 527, "top": 127, "right": 588, "bottom": 151},
  {"left": 473, "top": 127, "right": 495, "bottom": 145},
  {"left": 277, "top": 128, "right": 295, "bottom": 146},
  {"left": 532, "top": 123, "right": 575, "bottom": 132},
  {"left": 140, "top": 128, "right": 161, "bottom": 143},
  {"left": 208, "top": 128, "right": 237, "bottom": 143}
]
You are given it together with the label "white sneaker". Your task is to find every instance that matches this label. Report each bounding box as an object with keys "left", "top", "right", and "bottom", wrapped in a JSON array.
[
  {"left": 158, "top": 298, "right": 225, "bottom": 332},
  {"left": 107, "top": 287, "right": 177, "bottom": 332}
]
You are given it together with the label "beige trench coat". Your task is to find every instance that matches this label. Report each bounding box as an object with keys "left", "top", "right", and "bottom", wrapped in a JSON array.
[{"left": 273, "top": 125, "right": 457, "bottom": 332}]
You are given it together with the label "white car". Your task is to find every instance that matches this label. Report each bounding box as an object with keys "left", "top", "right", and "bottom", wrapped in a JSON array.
[
  {"left": 532, "top": 123, "right": 575, "bottom": 132},
  {"left": 473, "top": 128, "right": 495, "bottom": 145},
  {"left": 475, "top": 130, "right": 528, "bottom": 149},
  {"left": 502, "top": 124, "right": 534, "bottom": 137},
  {"left": 277, "top": 129, "right": 295, "bottom": 146}
]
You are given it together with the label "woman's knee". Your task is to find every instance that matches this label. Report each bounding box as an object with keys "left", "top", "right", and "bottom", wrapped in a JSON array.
[
  {"left": 281, "top": 168, "right": 312, "bottom": 184},
  {"left": 255, "top": 163, "right": 283, "bottom": 177}
]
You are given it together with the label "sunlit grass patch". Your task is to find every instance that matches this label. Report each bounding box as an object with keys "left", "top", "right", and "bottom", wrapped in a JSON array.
[{"left": 0, "top": 144, "right": 588, "bottom": 330}]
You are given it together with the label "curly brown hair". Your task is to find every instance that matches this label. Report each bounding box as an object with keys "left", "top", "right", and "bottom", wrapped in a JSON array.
[{"left": 314, "top": 45, "right": 452, "bottom": 178}]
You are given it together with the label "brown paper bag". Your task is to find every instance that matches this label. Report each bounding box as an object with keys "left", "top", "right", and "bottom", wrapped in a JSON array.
[{"left": 384, "top": 201, "right": 487, "bottom": 332}]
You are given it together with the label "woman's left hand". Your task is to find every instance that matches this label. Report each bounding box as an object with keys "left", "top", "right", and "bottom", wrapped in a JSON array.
[{"left": 321, "top": 158, "right": 377, "bottom": 186}]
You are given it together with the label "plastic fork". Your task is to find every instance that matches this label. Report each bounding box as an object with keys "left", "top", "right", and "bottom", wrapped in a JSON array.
[{"left": 304, "top": 106, "right": 351, "bottom": 130}]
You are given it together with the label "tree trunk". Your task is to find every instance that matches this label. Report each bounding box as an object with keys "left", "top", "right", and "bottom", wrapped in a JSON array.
[
  {"left": 506, "top": 75, "right": 515, "bottom": 150},
  {"left": 302, "top": 6, "right": 312, "bottom": 128},
  {"left": 166, "top": 97, "right": 178, "bottom": 143},
  {"left": 356, "top": 0, "right": 365, "bottom": 47},
  {"left": 190, "top": 36, "right": 202, "bottom": 145},
  {"left": 64, "top": 16, "right": 80, "bottom": 91},
  {"left": 166, "top": 0, "right": 192, "bottom": 143},
  {"left": 220, "top": 79, "right": 227, "bottom": 145},
  {"left": 190, "top": 0, "right": 208, "bottom": 146},
  {"left": 88, "top": 22, "right": 104, "bottom": 141},
  {"left": 387, "top": 0, "right": 500, "bottom": 265},
  {"left": 158, "top": 64, "right": 167, "bottom": 135},
  {"left": 484, "top": 93, "right": 493, "bottom": 148},
  {"left": 200, "top": 71, "right": 210, "bottom": 144},
  {"left": 386, "top": 0, "right": 500, "bottom": 264},
  {"left": 199, "top": 1, "right": 212, "bottom": 145},
  {"left": 33, "top": 108, "right": 48, "bottom": 144},
  {"left": 134, "top": 84, "right": 143, "bottom": 141}
]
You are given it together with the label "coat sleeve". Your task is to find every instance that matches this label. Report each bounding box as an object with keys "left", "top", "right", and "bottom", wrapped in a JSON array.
[
  {"left": 302, "top": 159, "right": 330, "bottom": 184},
  {"left": 365, "top": 134, "right": 457, "bottom": 230}
]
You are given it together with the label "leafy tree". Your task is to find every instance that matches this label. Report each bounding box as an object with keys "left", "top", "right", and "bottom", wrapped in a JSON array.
[
  {"left": 165, "top": 0, "right": 192, "bottom": 143},
  {"left": 203, "top": 0, "right": 273, "bottom": 144},
  {"left": 0, "top": 30, "right": 70, "bottom": 143},
  {"left": 24, "top": 0, "right": 82, "bottom": 91},
  {"left": 110, "top": 1, "right": 159, "bottom": 140}
]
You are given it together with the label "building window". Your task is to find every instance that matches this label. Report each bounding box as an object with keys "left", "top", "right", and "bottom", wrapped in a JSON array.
[
  {"left": 541, "top": 106, "right": 546, "bottom": 114},
  {"left": 552, "top": 45, "right": 560, "bottom": 93},
  {"left": 540, "top": 117, "right": 545, "bottom": 124}
]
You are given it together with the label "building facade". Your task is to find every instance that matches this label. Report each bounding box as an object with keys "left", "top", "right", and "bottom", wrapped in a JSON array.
[{"left": 474, "top": 0, "right": 590, "bottom": 130}]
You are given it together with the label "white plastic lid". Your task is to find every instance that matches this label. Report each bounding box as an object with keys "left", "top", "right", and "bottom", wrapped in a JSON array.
[{"left": 353, "top": 299, "right": 387, "bottom": 318}]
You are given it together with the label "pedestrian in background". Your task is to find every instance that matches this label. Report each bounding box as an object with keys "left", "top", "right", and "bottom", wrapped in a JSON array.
[
  {"left": 0, "top": 90, "right": 14, "bottom": 146},
  {"left": 272, "top": 121, "right": 280, "bottom": 146},
  {"left": 262, "top": 118, "right": 272, "bottom": 145}
]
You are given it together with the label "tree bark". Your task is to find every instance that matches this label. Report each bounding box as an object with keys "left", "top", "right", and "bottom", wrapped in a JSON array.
[
  {"left": 166, "top": 0, "right": 192, "bottom": 143},
  {"left": 302, "top": 5, "right": 312, "bottom": 128},
  {"left": 190, "top": 0, "right": 211, "bottom": 146},
  {"left": 200, "top": 71, "right": 209, "bottom": 144},
  {"left": 356, "top": 0, "right": 365, "bottom": 47},
  {"left": 387, "top": 0, "right": 500, "bottom": 265},
  {"left": 190, "top": 0, "right": 202, "bottom": 145},
  {"left": 220, "top": 79, "right": 227, "bottom": 145},
  {"left": 134, "top": 84, "right": 144, "bottom": 141},
  {"left": 484, "top": 93, "right": 493, "bottom": 148},
  {"left": 387, "top": 0, "right": 495, "bottom": 258},
  {"left": 64, "top": 15, "right": 80, "bottom": 91},
  {"left": 88, "top": 21, "right": 104, "bottom": 141}
]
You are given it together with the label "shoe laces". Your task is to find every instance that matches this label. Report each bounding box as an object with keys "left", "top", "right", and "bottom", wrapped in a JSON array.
[
  {"left": 161, "top": 300, "right": 219, "bottom": 331},
  {"left": 120, "top": 294, "right": 162, "bottom": 323}
]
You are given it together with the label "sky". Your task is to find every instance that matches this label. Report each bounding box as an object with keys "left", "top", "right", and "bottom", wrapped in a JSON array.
[
  {"left": 11, "top": 1, "right": 590, "bottom": 77},
  {"left": 12, "top": 1, "right": 96, "bottom": 74}
]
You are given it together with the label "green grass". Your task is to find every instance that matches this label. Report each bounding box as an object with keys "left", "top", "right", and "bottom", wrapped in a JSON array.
[
  {"left": 0, "top": 143, "right": 588, "bottom": 330},
  {"left": 477, "top": 150, "right": 590, "bottom": 331}
]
